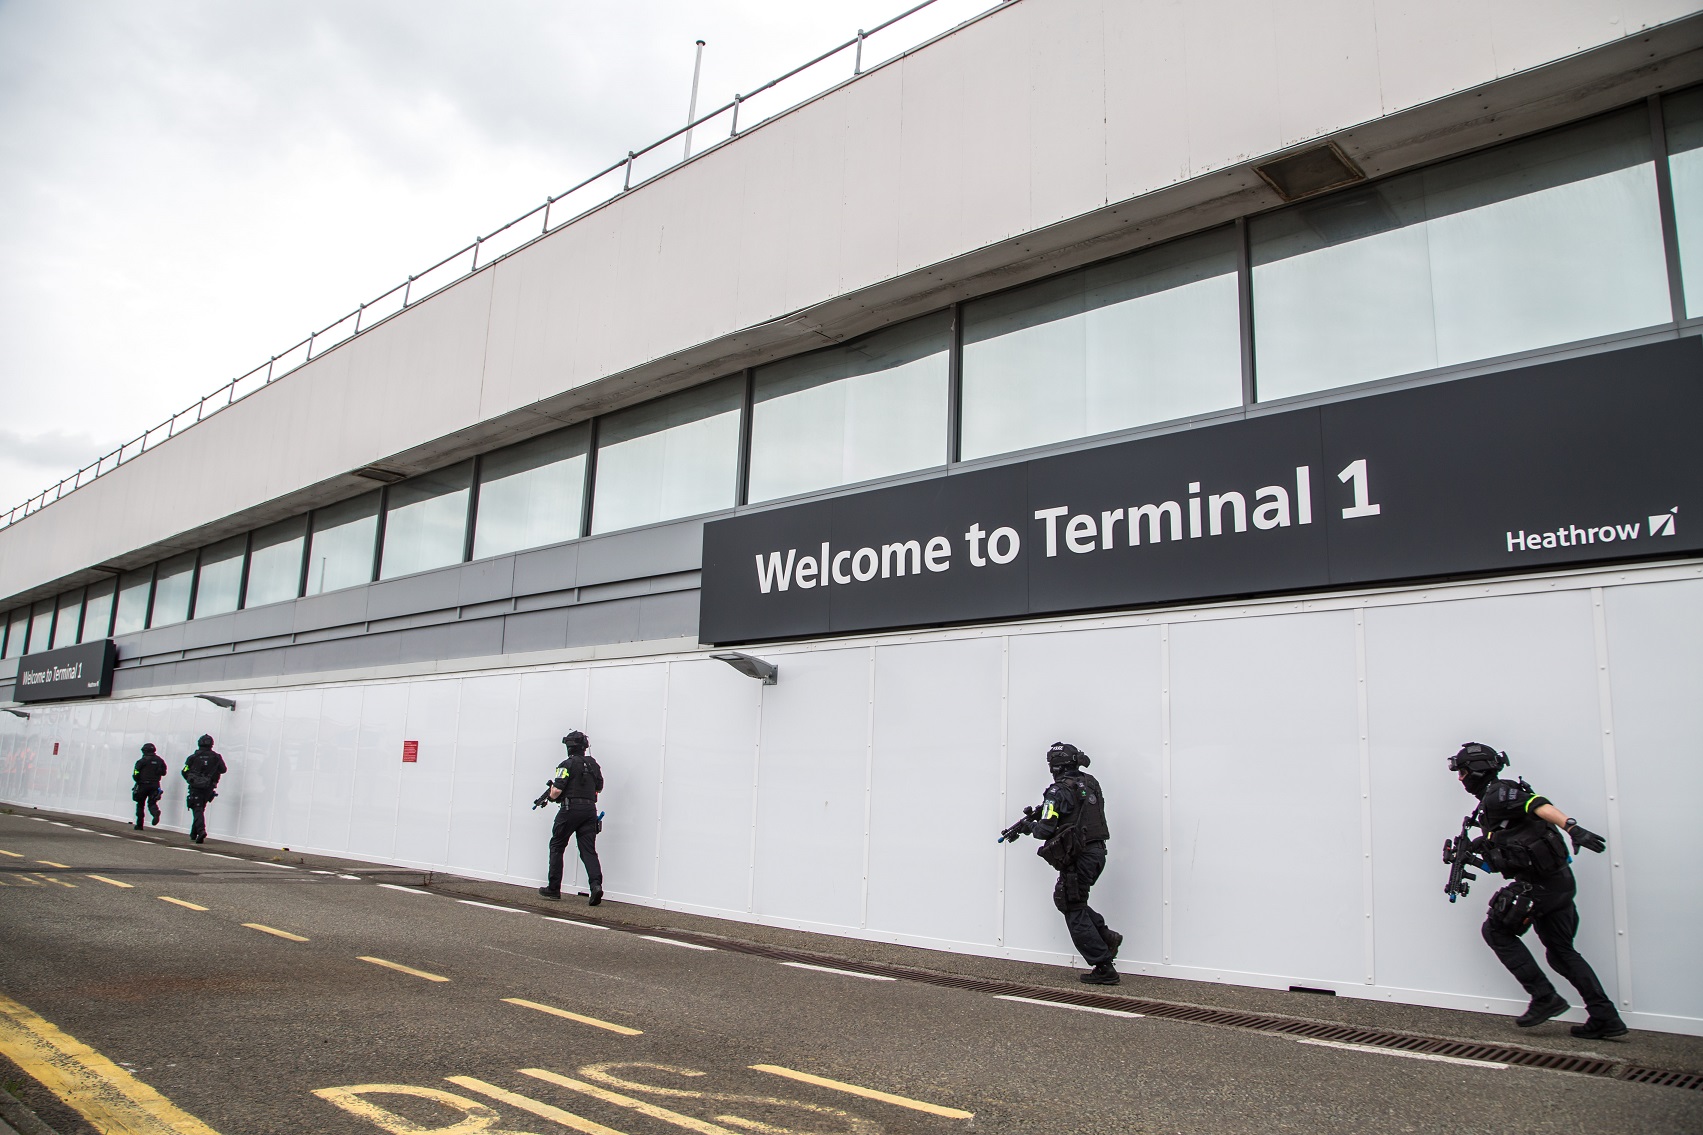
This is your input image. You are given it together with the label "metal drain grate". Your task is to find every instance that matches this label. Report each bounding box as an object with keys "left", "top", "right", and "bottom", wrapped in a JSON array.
[{"left": 435, "top": 882, "right": 1703, "bottom": 1093}]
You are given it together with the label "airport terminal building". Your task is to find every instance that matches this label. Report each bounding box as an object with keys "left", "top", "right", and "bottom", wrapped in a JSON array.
[{"left": 3, "top": 0, "right": 1701, "bottom": 1034}]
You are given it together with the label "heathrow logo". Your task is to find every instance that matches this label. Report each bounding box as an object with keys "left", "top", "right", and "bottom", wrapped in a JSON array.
[{"left": 1505, "top": 508, "right": 1677, "bottom": 553}]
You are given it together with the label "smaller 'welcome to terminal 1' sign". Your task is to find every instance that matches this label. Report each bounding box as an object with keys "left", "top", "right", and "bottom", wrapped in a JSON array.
[
  {"left": 699, "top": 338, "right": 1703, "bottom": 645},
  {"left": 13, "top": 639, "right": 117, "bottom": 703}
]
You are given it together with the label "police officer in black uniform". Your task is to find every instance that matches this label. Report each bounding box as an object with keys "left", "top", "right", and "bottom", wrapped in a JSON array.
[
  {"left": 1010, "top": 742, "right": 1122, "bottom": 985},
  {"left": 538, "top": 730, "right": 603, "bottom": 905},
  {"left": 181, "top": 734, "right": 227, "bottom": 845},
  {"left": 1449, "top": 742, "right": 1623, "bottom": 1038},
  {"left": 131, "top": 742, "right": 167, "bottom": 829}
]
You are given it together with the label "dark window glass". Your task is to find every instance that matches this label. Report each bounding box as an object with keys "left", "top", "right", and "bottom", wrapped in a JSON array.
[
  {"left": 750, "top": 313, "right": 950, "bottom": 503},
  {"left": 113, "top": 569, "right": 152, "bottom": 636},
  {"left": 50, "top": 590, "right": 83, "bottom": 649},
  {"left": 2, "top": 609, "right": 25, "bottom": 659},
  {"left": 27, "top": 600, "right": 54, "bottom": 654},
  {"left": 1251, "top": 108, "right": 1667, "bottom": 400},
  {"left": 306, "top": 493, "right": 380, "bottom": 596},
  {"left": 472, "top": 427, "right": 589, "bottom": 559},
  {"left": 1663, "top": 86, "right": 1703, "bottom": 319},
  {"left": 245, "top": 516, "right": 306, "bottom": 608},
  {"left": 193, "top": 535, "right": 246, "bottom": 619},
  {"left": 150, "top": 553, "right": 196, "bottom": 628},
  {"left": 380, "top": 462, "right": 472, "bottom": 579},
  {"left": 80, "top": 579, "right": 116, "bottom": 642},
  {"left": 591, "top": 377, "right": 742, "bottom": 534},
  {"left": 962, "top": 229, "right": 1241, "bottom": 460}
]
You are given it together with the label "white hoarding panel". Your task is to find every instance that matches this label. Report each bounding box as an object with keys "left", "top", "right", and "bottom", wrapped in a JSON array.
[
  {"left": 585, "top": 664, "right": 668, "bottom": 898},
  {"left": 448, "top": 674, "right": 522, "bottom": 878},
  {"left": 348, "top": 683, "right": 408, "bottom": 861},
  {"left": 307, "top": 686, "right": 364, "bottom": 855},
  {"left": 276, "top": 688, "right": 324, "bottom": 850},
  {"left": 656, "top": 660, "right": 761, "bottom": 913},
  {"left": 509, "top": 667, "right": 591, "bottom": 885},
  {"left": 394, "top": 679, "right": 462, "bottom": 867}
]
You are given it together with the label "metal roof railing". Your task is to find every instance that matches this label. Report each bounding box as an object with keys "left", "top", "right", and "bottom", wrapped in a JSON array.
[{"left": 2, "top": 0, "right": 1007, "bottom": 531}]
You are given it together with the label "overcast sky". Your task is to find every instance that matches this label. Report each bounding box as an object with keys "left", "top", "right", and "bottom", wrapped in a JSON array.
[{"left": 0, "top": 0, "right": 993, "bottom": 511}]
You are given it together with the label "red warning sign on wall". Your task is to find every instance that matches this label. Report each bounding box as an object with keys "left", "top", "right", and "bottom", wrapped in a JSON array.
[{"left": 402, "top": 740, "right": 419, "bottom": 764}]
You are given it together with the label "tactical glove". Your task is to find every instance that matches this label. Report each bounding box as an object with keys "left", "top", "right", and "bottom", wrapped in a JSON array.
[{"left": 1568, "top": 823, "right": 1606, "bottom": 854}]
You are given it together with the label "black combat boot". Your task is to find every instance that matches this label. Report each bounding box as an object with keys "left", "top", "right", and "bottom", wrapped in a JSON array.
[
  {"left": 1101, "top": 929, "right": 1123, "bottom": 961},
  {"left": 1079, "top": 963, "right": 1119, "bottom": 986},
  {"left": 588, "top": 885, "right": 603, "bottom": 907},
  {"left": 537, "top": 887, "right": 561, "bottom": 899},
  {"left": 1515, "top": 991, "right": 1569, "bottom": 1027},
  {"left": 1570, "top": 1017, "right": 1628, "bottom": 1040}
]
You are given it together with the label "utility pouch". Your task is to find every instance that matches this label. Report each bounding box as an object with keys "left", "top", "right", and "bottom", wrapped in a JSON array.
[
  {"left": 1487, "top": 882, "right": 1536, "bottom": 934},
  {"left": 1058, "top": 866, "right": 1087, "bottom": 905},
  {"left": 1038, "top": 824, "right": 1083, "bottom": 871}
]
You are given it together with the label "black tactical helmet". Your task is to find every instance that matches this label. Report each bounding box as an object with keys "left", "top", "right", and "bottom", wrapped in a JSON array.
[
  {"left": 197, "top": 734, "right": 215, "bottom": 749},
  {"left": 562, "top": 731, "right": 589, "bottom": 754},
  {"left": 1449, "top": 741, "right": 1507, "bottom": 797},
  {"left": 140, "top": 743, "right": 156, "bottom": 754},
  {"left": 1047, "top": 742, "right": 1089, "bottom": 773}
]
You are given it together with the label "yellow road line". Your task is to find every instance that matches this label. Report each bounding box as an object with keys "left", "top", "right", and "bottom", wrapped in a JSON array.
[
  {"left": 0, "top": 848, "right": 23, "bottom": 857},
  {"left": 37, "top": 860, "right": 71, "bottom": 868},
  {"left": 449, "top": 1075, "right": 631, "bottom": 1135},
  {"left": 244, "top": 923, "right": 309, "bottom": 943},
  {"left": 158, "top": 896, "right": 208, "bottom": 911},
  {"left": 358, "top": 956, "right": 449, "bottom": 982},
  {"left": 751, "top": 1064, "right": 973, "bottom": 1120},
  {"left": 520, "top": 1069, "right": 736, "bottom": 1135},
  {"left": 34, "top": 875, "right": 76, "bottom": 889},
  {"left": 0, "top": 990, "right": 222, "bottom": 1135},
  {"left": 86, "top": 875, "right": 134, "bottom": 889},
  {"left": 502, "top": 998, "right": 642, "bottom": 1036}
]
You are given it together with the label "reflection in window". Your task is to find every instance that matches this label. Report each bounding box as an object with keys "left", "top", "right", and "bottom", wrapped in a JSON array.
[
  {"left": 245, "top": 517, "right": 306, "bottom": 608},
  {"left": 473, "top": 428, "right": 588, "bottom": 559},
  {"left": 27, "top": 600, "right": 54, "bottom": 654},
  {"left": 749, "top": 314, "right": 950, "bottom": 503},
  {"left": 1251, "top": 108, "right": 1670, "bottom": 401},
  {"left": 962, "top": 229, "right": 1242, "bottom": 461},
  {"left": 80, "top": 579, "right": 115, "bottom": 642},
  {"left": 3, "top": 609, "right": 25, "bottom": 658},
  {"left": 50, "top": 591, "right": 83, "bottom": 649},
  {"left": 1664, "top": 87, "right": 1703, "bottom": 318},
  {"left": 113, "top": 569, "right": 152, "bottom": 636},
  {"left": 193, "top": 535, "right": 246, "bottom": 619},
  {"left": 306, "top": 493, "right": 379, "bottom": 596},
  {"left": 381, "top": 462, "right": 472, "bottom": 579},
  {"left": 591, "top": 377, "right": 742, "bottom": 534},
  {"left": 150, "top": 553, "right": 196, "bottom": 628}
]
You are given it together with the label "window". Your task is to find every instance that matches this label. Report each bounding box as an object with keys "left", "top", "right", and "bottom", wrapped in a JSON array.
[
  {"left": 50, "top": 591, "right": 83, "bottom": 649},
  {"left": 380, "top": 463, "right": 472, "bottom": 579},
  {"left": 193, "top": 535, "right": 246, "bottom": 619},
  {"left": 305, "top": 493, "right": 379, "bottom": 596},
  {"left": 1251, "top": 108, "right": 1670, "bottom": 401},
  {"left": 80, "top": 579, "right": 115, "bottom": 642},
  {"left": 749, "top": 314, "right": 951, "bottom": 503},
  {"left": 245, "top": 517, "right": 306, "bottom": 608},
  {"left": 472, "top": 427, "right": 589, "bottom": 559},
  {"left": 150, "top": 553, "right": 196, "bottom": 628},
  {"left": 2, "top": 610, "right": 24, "bottom": 659},
  {"left": 961, "top": 229, "right": 1242, "bottom": 461},
  {"left": 590, "top": 376, "right": 742, "bottom": 534},
  {"left": 1664, "top": 87, "right": 1703, "bottom": 319},
  {"left": 112, "top": 568, "right": 152, "bottom": 636},
  {"left": 26, "top": 600, "right": 54, "bottom": 654}
]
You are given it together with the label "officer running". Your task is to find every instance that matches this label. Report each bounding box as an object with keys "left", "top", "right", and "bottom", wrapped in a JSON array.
[
  {"left": 538, "top": 730, "right": 603, "bottom": 905},
  {"left": 1005, "top": 742, "right": 1122, "bottom": 985},
  {"left": 181, "top": 734, "right": 227, "bottom": 845},
  {"left": 131, "top": 742, "right": 167, "bottom": 830},
  {"left": 1448, "top": 742, "right": 1623, "bottom": 1038}
]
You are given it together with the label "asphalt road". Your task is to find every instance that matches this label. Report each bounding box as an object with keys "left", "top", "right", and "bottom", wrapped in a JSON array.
[{"left": 1, "top": 809, "right": 1700, "bottom": 1135}]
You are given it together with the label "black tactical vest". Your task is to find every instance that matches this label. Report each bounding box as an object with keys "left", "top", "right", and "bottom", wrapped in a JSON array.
[{"left": 1060, "top": 772, "right": 1111, "bottom": 842}]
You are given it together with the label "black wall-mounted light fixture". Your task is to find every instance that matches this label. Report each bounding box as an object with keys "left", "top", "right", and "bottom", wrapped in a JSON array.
[
  {"left": 710, "top": 651, "right": 778, "bottom": 685},
  {"left": 4, "top": 708, "right": 29, "bottom": 720},
  {"left": 195, "top": 695, "right": 237, "bottom": 710}
]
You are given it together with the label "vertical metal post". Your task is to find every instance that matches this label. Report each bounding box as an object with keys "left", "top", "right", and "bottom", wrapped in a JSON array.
[
  {"left": 236, "top": 530, "right": 254, "bottom": 612},
  {"left": 543, "top": 195, "right": 555, "bottom": 233},
  {"left": 684, "top": 40, "right": 706, "bottom": 160},
  {"left": 307, "top": 331, "right": 316, "bottom": 360},
  {"left": 854, "top": 30, "right": 866, "bottom": 74},
  {"left": 471, "top": 236, "right": 483, "bottom": 273},
  {"left": 1649, "top": 95, "right": 1689, "bottom": 324},
  {"left": 579, "top": 417, "right": 600, "bottom": 539},
  {"left": 185, "top": 546, "right": 203, "bottom": 622},
  {"left": 354, "top": 302, "right": 366, "bottom": 335},
  {"left": 1236, "top": 217, "right": 1256, "bottom": 408},
  {"left": 403, "top": 275, "right": 414, "bottom": 308},
  {"left": 266, "top": 356, "right": 277, "bottom": 383},
  {"left": 623, "top": 152, "right": 636, "bottom": 191},
  {"left": 730, "top": 95, "right": 742, "bottom": 137},
  {"left": 736, "top": 369, "right": 755, "bottom": 506},
  {"left": 463, "top": 456, "right": 482, "bottom": 564},
  {"left": 196, "top": 397, "right": 206, "bottom": 422},
  {"left": 297, "top": 513, "right": 314, "bottom": 599},
  {"left": 371, "top": 486, "right": 389, "bottom": 583},
  {"left": 946, "top": 302, "right": 964, "bottom": 464}
]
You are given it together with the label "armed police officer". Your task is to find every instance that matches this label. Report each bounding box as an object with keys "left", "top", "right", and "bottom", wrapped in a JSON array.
[
  {"left": 131, "top": 742, "right": 167, "bottom": 829},
  {"left": 537, "top": 730, "right": 604, "bottom": 905},
  {"left": 1448, "top": 742, "right": 1623, "bottom": 1039},
  {"left": 181, "top": 734, "right": 227, "bottom": 845},
  {"left": 1001, "top": 742, "right": 1122, "bottom": 985}
]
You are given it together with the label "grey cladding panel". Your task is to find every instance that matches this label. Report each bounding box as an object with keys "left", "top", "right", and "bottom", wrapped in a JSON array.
[
  {"left": 367, "top": 569, "right": 463, "bottom": 621},
  {"left": 458, "top": 556, "right": 516, "bottom": 606},
  {"left": 512, "top": 542, "right": 579, "bottom": 597},
  {"left": 639, "top": 589, "right": 699, "bottom": 642},
  {"left": 565, "top": 597, "right": 643, "bottom": 647},
  {"left": 232, "top": 601, "right": 297, "bottom": 642},
  {"left": 394, "top": 619, "right": 505, "bottom": 666},
  {"left": 181, "top": 611, "right": 238, "bottom": 651},
  {"left": 294, "top": 587, "right": 370, "bottom": 633},
  {"left": 502, "top": 608, "right": 570, "bottom": 654},
  {"left": 575, "top": 518, "right": 706, "bottom": 587}
]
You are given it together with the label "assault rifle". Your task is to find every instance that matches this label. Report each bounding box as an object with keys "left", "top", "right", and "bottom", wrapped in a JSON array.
[
  {"left": 531, "top": 782, "right": 555, "bottom": 810},
  {"left": 1442, "top": 806, "right": 1486, "bottom": 903},
  {"left": 998, "top": 806, "right": 1037, "bottom": 844}
]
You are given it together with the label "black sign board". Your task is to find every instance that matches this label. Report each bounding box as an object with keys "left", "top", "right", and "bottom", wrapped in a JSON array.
[
  {"left": 701, "top": 338, "right": 1703, "bottom": 645},
  {"left": 13, "top": 639, "right": 117, "bottom": 702}
]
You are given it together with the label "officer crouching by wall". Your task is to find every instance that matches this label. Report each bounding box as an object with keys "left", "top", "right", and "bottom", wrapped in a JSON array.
[
  {"left": 537, "top": 730, "right": 604, "bottom": 905},
  {"left": 181, "top": 734, "right": 227, "bottom": 845},
  {"left": 1449, "top": 742, "right": 1623, "bottom": 1038},
  {"left": 1003, "top": 742, "right": 1122, "bottom": 985},
  {"left": 131, "top": 742, "right": 167, "bottom": 829}
]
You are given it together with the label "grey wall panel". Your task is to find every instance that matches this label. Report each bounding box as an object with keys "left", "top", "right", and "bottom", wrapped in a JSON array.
[
  {"left": 638, "top": 590, "right": 699, "bottom": 643},
  {"left": 294, "top": 588, "right": 370, "bottom": 634},
  {"left": 511, "top": 542, "right": 579, "bottom": 597},
  {"left": 458, "top": 556, "right": 516, "bottom": 607},
  {"left": 565, "top": 598, "right": 643, "bottom": 648},
  {"left": 392, "top": 620, "right": 504, "bottom": 666},
  {"left": 502, "top": 609, "right": 570, "bottom": 655},
  {"left": 125, "top": 621, "right": 187, "bottom": 659},
  {"left": 181, "top": 612, "right": 238, "bottom": 651},
  {"left": 232, "top": 602, "right": 300, "bottom": 642},
  {"left": 576, "top": 519, "right": 707, "bottom": 587},
  {"left": 367, "top": 570, "right": 463, "bottom": 622}
]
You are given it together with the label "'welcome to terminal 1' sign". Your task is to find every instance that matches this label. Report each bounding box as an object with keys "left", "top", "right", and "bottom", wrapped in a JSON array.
[
  {"left": 699, "top": 337, "right": 1703, "bottom": 645},
  {"left": 13, "top": 639, "right": 117, "bottom": 703}
]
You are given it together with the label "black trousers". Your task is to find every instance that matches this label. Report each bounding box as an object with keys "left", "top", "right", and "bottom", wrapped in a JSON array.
[
  {"left": 547, "top": 800, "right": 601, "bottom": 892},
  {"left": 1481, "top": 872, "right": 1617, "bottom": 1022},
  {"left": 187, "top": 794, "right": 211, "bottom": 841},
  {"left": 133, "top": 788, "right": 161, "bottom": 827},
  {"left": 1053, "top": 840, "right": 1116, "bottom": 967}
]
